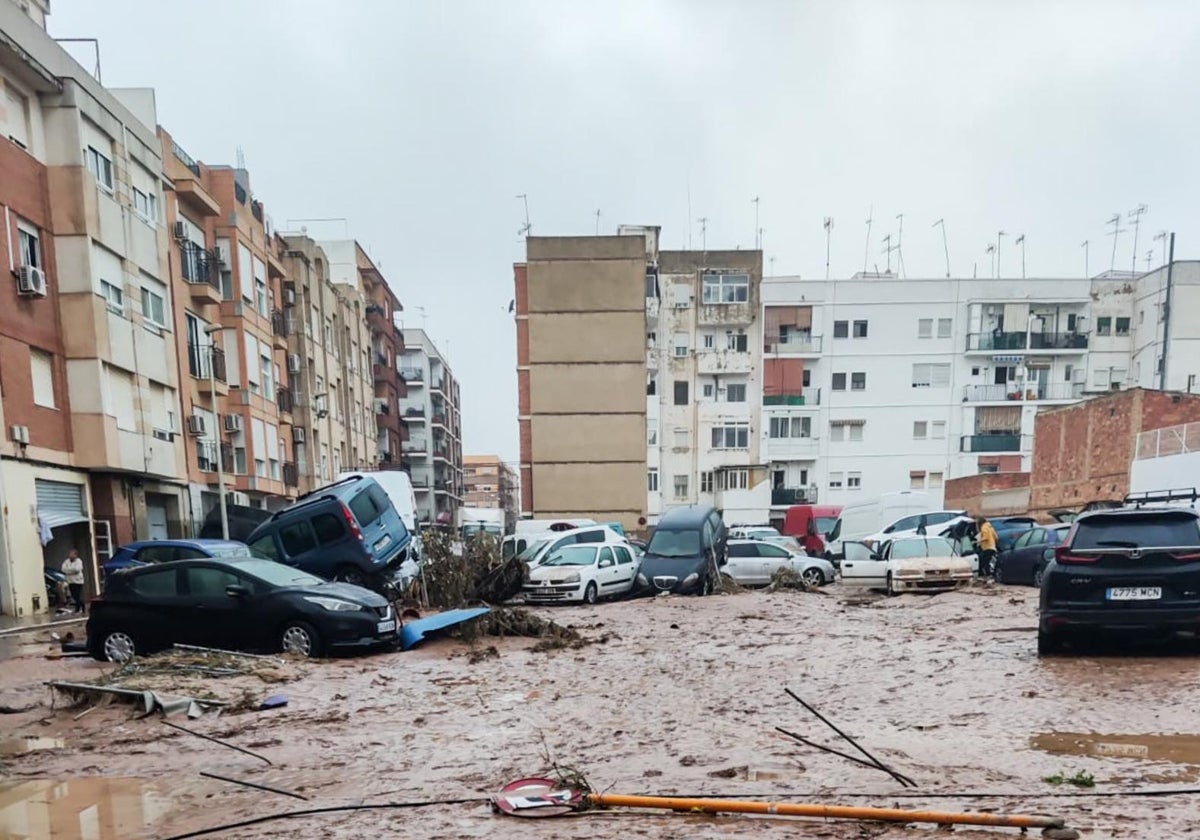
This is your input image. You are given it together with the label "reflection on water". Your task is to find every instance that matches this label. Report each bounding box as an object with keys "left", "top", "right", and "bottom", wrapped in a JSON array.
[
  {"left": 1032, "top": 732, "right": 1200, "bottom": 764},
  {"left": 0, "top": 738, "right": 64, "bottom": 756},
  {"left": 0, "top": 777, "right": 168, "bottom": 839}
]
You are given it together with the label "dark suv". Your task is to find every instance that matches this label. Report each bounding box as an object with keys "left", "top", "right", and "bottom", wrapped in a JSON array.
[
  {"left": 1038, "top": 492, "right": 1200, "bottom": 655},
  {"left": 246, "top": 475, "right": 411, "bottom": 590}
]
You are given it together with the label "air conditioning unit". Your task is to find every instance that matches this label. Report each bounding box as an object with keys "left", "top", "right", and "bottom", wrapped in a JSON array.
[
  {"left": 287, "top": 354, "right": 301, "bottom": 373},
  {"left": 223, "top": 413, "right": 243, "bottom": 433},
  {"left": 292, "top": 427, "right": 306, "bottom": 444},
  {"left": 172, "top": 221, "right": 187, "bottom": 240},
  {"left": 9, "top": 425, "right": 29, "bottom": 445},
  {"left": 374, "top": 398, "right": 388, "bottom": 415},
  {"left": 186, "top": 415, "right": 206, "bottom": 436},
  {"left": 16, "top": 266, "right": 47, "bottom": 297}
]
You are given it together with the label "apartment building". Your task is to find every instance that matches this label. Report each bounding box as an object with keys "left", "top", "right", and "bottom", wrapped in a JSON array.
[
  {"left": 399, "top": 328, "right": 462, "bottom": 525},
  {"left": 350, "top": 245, "right": 408, "bottom": 469},
  {"left": 463, "top": 454, "right": 518, "bottom": 530}
]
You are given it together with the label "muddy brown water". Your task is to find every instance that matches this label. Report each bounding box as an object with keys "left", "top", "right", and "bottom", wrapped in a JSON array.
[{"left": 1, "top": 584, "right": 1199, "bottom": 838}]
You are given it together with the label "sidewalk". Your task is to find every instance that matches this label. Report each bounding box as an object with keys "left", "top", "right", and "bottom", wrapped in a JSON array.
[{"left": 0, "top": 610, "right": 87, "bottom": 638}]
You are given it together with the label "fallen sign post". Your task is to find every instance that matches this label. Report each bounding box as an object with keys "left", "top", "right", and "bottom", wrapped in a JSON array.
[{"left": 491, "top": 777, "right": 1068, "bottom": 832}]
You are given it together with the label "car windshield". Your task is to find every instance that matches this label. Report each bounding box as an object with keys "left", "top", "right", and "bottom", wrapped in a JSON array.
[
  {"left": 238, "top": 560, "right": 325, "bottom": 588},
  {"left": 542, "top": 546, "right": 596, "bottom": 567},
  {"left": 814, "top": 517, "right": 838, "bottom": 534},
  {"left": 1072, "top": 514, "right": 1200, "bottom": 550},
  {"left": 208, "top": 545, "right": 267, "bottom": 559},
  {"left": 647, "top": 528, "right": 701, "bottom": 557},
  {"left": 518, "top": 538, "right": 551, "bottom": 561},
  {"left": 890, "top": 537, "right": 956, "bottom": 559}
]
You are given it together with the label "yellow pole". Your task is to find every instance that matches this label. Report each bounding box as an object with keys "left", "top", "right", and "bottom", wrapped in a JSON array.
[{"left": 588, "top": 793, "right": 1064, "bottom": 830}]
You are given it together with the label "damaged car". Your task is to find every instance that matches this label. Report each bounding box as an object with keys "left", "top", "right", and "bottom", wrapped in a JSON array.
[
  {"left": 841, "top": 536, "right": 973, "bottom": 595},
  {"left": 523, "top": 544, "right": 640, "bottom": 604}
]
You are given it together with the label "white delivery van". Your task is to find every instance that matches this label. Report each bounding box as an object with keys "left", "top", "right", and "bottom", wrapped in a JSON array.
[
  {"left": 514, "top": 518, "right": 597, "bottom": 537},
  {"left": 825, "top": 491, "right": 935, "bottom": 560}
]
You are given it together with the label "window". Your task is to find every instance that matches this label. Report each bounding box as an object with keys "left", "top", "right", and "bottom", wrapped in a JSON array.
[
  {"left": 673, "top": 428, "right": 689, "bottom": 449},
  {"left": 349, "top": 487, "right": 386, "bottom": 528},
  {"left": 312, "top": 512, "right": 346, "bottom": 544},
  {"left": 86, "top": 146, "right": 114, "bottom": 192},
  {"left": 833, "top": 320, "right": 848, "bottom": 338},
  {"left": 769, "top": 416, "right": 811, "bottom": 438},
  {"left": 832, "top": 372, "right": 847, "bottom": 391},
  {"left": 847, "top": 472, "right": 862, "bottom": 489},
  {"left": 913, "top": 421, "right": 927, "bottom": 439},
  {"left": 5, "top": 85, "right": 29, "bottom": 148},
  {"left": 830, "top": 423, "right": 845, "bottom": 442},
  {"left": 929, "top": 471, "right": 944, "bottom": 489},
  {"left": 828, "top": 472, "right": 844, "bottom": 489},
  {"left": 850, "top": 372, "right": 867, "bottom": 391},
  {"left": 726, "top": 333, "right": 748, "bottom": 352},
  {"left": 702, "top": 383, "right": 714, "bottom": 399},
  {"left": 646, "top": 331, "right": 657, "bottom": 347},
  {"left": 702, "top": 333, "right": 714, "bottom": 349},
  {"left": 247, "top": 535, "right": 279, "bottom": 561},
  {"left": 710, "top": 425, "right": 750, "bottom": 449},
  {"left": 910, "top": 470, "right": 926, "bottom": 489},
  {"left": 911, "top": 363, "right": 950, "bottom": 388},
  {"left": 852, "top": 320, "right": 868, "bottom": 338},
  {"left": 30, "top": 349, "right": 55, "bottom": 408},
  {"left": 673, "top": 332, "right": 689, "bottom": 357},
  {"left": 979, "top": 463, "right": 1000, "bottom": 474},
  {"left": 17, "top": 223, "right": 39, "bottom": 269},
  {"left": 647, "top": 469, "right": 659, "bottom": 492},
  {"left": 647, "top": 375, "right": 657, "bottom": 396},
  {"left": 133, "top": 188, "right": 158, "bottom": 223},
  {"left": 725, "top": 383, "right": 747, "bottom": 402},
  {"left": 187, "top": 567, "right": 241, "bottom": 598},
  {"left": 141, "top": 287, "right": 166, "bottom": 328},
  {"left": 130, "top": 569, "right": 178, "bottom": 598},
  {"left": 261, "top": 353, "right": 274, "bottom": 396},
  {"left": 802, "top": 368, "right": 811, "bottom": 387},
  {"left": 647, "top": 422, "right": 658, "bottom": 446},
  {"left": 721, "top": 469, "right": 749, "bottom": 491},
  {"left": 931, "top": 420, "right": 946, "bottom": 439},
  {"left": 1138, "top": 310, "right": 1145, "bottom": 325},
  {"left": 1096, "top": 316, "right": 1112, "bottom": 336},
  {"left": 1115, "top": 317, "right": 1130, "bottom": 336},
  {"left": 937, "top": 318, "right": 952, "bottom": 338},
  {"left": 673, "top": 380, "right": 688, "bottom": 405},
  {"left": 701, "top": 273, "right": 749, "bottom": 304},
  {"left": 700, "top": 471, "right": 714, "bottom": 493},
  {"left": 100, "top": 280, "right": 124, "bottom": 314},
  {"left": 673, "top": 474, "right": 689, "bottom": 499},
  {"left": 615, "top": 546, "right": 634, "bottom": 566},
  {"left": 848, "top": 424, "right": 863, "bottom": 441},
  {"left": 917, "top": 318, "right": 933, "bottom": 339}
]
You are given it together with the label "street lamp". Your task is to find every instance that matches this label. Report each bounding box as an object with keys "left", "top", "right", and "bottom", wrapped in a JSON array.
[{"left": 203, "top": 323, "right": 229, "bottom": 540}]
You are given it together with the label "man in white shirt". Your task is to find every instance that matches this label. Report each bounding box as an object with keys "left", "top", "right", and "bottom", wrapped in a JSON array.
[{"left": 61, "top": 549, "right": 85, "bottom": 614}]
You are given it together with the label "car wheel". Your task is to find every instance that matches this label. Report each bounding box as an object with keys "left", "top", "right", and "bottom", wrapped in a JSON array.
[
  {"left": 334, "top": 566, "right": 367, "bottom": 587},
  {"left": 885, "top": 573, "right": 898, "bottom": 597},
  {"left": 280, "top": 621, "right": 322, "bottom": 658},
  {"left": 1033, "top": 566, "right": 1045, "bottom": 588},
  {"left": 95, "top": 629, "right": 136, "bottom": 663},
  {"left": 801, "top": 567, "right": 825, "bottom": 587},
  {"left": 582, "top": 581, "right": 598, "bottom": 605},
  {"left": 1037, "top": 628, "right": 1063, "bottom": 657}
]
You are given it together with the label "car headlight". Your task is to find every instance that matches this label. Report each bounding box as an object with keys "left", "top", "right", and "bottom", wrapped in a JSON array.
[
  {"left": 636, "top": 573, "right": 648, "bottom": 586},
  {"left": 683, "top": 573, "right": 698, "bottom": 585},
  {"left": 304, "top": 596, "right": 363, "bottom": 612},
  {"left": 562, "top": 572, "right": 581, "bottom": 584}
]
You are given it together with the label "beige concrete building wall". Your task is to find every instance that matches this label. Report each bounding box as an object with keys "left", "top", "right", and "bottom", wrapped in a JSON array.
[{"left": 527, "top": 312, "right": 645, "bottom": 363}]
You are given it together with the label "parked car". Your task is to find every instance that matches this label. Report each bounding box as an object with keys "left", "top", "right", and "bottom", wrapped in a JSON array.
[
  {"left": 841, "top": 536, "right": 973, "bottom": 595},
  {"left": 862, "top": 510, "right": 968, "bottom": 545},
  {"left": 525, "top": 525, "right": 630, "bottom": 568},
  {"left": 245, "top": 475, "right": 412, "bottom": 589},
  {"left": 759, "top": 534, "right": 808, "bottom": 554},
  {"left": 989, "top": 516, "right": 1039, "bottom": 551},
  {"left": 522, "top": 543, "right": 640, "bottom": 604},
  {"left": 634, "top": 505, "right": 728, "bottom": 596},
  {"left": 994, "top": 524, "right": 1070, "bottom": 586},
  {"left": 87, "top": 557, "right": 398, "bottom": 662},
  {"left": 724, "top": 539, "right": 834, "bottom": 587},
  {"left": 1038, "top": 500, "right": 1200, "bottom": 655},
  {"left": 729, "top": 526, "right": 781, "bottom": 541},
  {"left": 825, "top": 492, "right": 941, "bottom": 560},
  {"left": 514, "top": 518, "right": 597, "bottom": 536},
  {"left": 781, "top": 504, "right": 843, "bottom": 556},
  {"left": 104, "top": 539, "right": 257, "bottom": 580}
]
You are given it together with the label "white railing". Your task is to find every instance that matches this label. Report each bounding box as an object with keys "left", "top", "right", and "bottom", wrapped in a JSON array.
[{"left": 1136, "top": 422, "right": 1200, "bottom": 460}]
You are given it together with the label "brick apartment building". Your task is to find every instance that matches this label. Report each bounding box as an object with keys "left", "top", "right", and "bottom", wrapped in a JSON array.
[{"left": 463, "top": 455, "right": 518, "bottom": 532}]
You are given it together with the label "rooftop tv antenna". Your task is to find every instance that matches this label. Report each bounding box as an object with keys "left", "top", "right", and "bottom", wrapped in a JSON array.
[
  {"left": 1145, "top": 250, "right": 1154, "bottom": 272},
  {"left": 880, "top": 233, "right": 896, "bottom": 274},
  {"left": 594, "top": 208, "right": 601, "bottom": 235},
  {"left": 986, "top": 243, "right": 996, "bottom": 279},
  {"left": 416, "top": 305, "right": 428, "bottom": 332},
  {"left": 53, "top": 38, "right": 101, "bottom": 81},
  {"left": 895, "top": 213, "right": 906, "bottom": 278},
  {"left": 933, "top": 219, "right": 950, "bottom": 277},
  {"left": 823, "top": 217, "right": 834, "bottom": 281},
  {"left": 236, "top": 146, "right": 246, "bottom": 170},
  {"left": 697, "top": 217, "right": 709, "bottom": 251},
  {"left": 758, "top": 228, "right": 764, "bottom": 255},
  {"left": 752, "top": 196, "right": 761, "bottom": 249},
  {"left": 1081, "top": 240, "right": 1089, "bottom": 278},
  {"left": 1154, "top": 230, "right": 1169, "bottom": 266},
  {"left": 1015, "top": 233, "right": 1026, "bottom": 280},
  {"left": 996, "top": 231, "right": 1007, "bottom": 278},
  {"left": 1128, "top": 204, "right": 1148, "bottom": 275},
  {"left": 862, "top": 205, "right": 873, "bottom": 274},
  {"left": 516, "top": 194, "right": 532, "bottom": 237},
  {"left": 1106, "top": 213, "right": 1123, "bottom": 272}
]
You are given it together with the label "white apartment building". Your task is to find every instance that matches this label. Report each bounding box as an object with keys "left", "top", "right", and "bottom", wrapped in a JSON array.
[
  {"left": 759, "top": 265, "right": 1200, "bottom": 525},
  {"left": 399, "top": 328, "right": 463, "bottom": 526}
]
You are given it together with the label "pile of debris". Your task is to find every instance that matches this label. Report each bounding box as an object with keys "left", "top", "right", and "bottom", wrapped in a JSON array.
[
  {"left": 417, "top": 531, "right": 526, "bottom": 608},
  {"left": 766, "top": 567, "right": 824, "bottom": 594}
]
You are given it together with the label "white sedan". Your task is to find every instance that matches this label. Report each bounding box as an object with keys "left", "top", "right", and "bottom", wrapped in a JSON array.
[
  {"left": 522, "top": 544, "right": 640, "bottom": 604},
  {"left": 723, "top": 539, "right": 835, "bottom": 587},
  {"left": 841, "top": 536, "right": 973, "bottom": 595}
]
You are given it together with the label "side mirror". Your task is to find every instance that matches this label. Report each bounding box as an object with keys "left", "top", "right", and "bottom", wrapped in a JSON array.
[
  {"left": 225, "top": 584, "right": 250, "bottom": 599},
  {"left": 598, "top": 559, "right": 613, "bottom": 568},
  {"left": 869, "top": 553, "right": 881, "bottom": 561}
]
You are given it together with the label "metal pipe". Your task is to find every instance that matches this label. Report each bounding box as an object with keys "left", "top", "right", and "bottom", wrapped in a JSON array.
[{"left": 1161, "top": 232, "right": 1175, "bottom": 390}]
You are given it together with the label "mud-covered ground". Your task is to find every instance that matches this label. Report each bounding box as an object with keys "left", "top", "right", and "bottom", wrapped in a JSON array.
[{"left": 2, "top": 583, "right": 1199, "bottom": 839}]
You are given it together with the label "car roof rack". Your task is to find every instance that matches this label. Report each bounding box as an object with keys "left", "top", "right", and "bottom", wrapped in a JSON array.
[
  {"left": 295, "top": 474, "right": 365, "bottom": 502},
  {"left": 1123, "top": 488, "right": 1199, "bottom": 508}
]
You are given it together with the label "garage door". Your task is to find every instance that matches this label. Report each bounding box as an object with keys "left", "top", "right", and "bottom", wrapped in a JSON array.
[
  {"left": 146, "top": 499, "right": 169, "bottom": 540},
  {"left": 35, "top": 480, "right": 88, "bottom": 528}
]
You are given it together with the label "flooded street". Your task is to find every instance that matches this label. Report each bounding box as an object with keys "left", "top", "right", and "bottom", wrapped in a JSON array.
[{"left": 2, "top": 584, "right": 1199, "bottom": 838}]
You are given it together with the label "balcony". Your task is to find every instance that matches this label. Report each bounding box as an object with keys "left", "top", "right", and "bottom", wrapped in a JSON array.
[
  {"left": 431, "top": 376, "right": 447, "bottom": 394},
  {"left": 646, "top": 348, "right": 658, "bottom": 370},
  {"left": 270, "top": 310, "right": 288, "bottom": 349},
  {"left": 1029, "top": 331, "right": 1089, "bottom": 351},
  {"left": 283, "top": 462, "right": 299, "bottom": 488},
  {"left": 403, "top": 438, "right": 429, "bottom": 455},
  {"left": 400, "top": 368, "right": 424, "bottom": 386},
  {"left": 966, "top": 331, "right": 1090, "bottom": 352},
  {"left": 765, "top": 436, "right": 820, "bottom": 460},
  {"left": 697, "top": 348, "right": 753, "bottom": 375},
  {"left": 764, "top": 334, "right": 822, "bottom": 355},
  {"left": 434, "top": 446, "right": 452, "bottom": 462},
  {"left": 276, "top": 387, "right": 294, "bottom": 415},
  {"left": 763, "top": 388, "right": 820, "bottom": 407},
  {"left": 646, "top": 297, "right": 659, "bottom": 322},
  {"left": 190, "top": 344, "right": 229, "bottom": 396},
  {"left": 432, "top": 411, "right": 449, "bottom": 428},
  {"left": 698, "top": 302, "right": 755, "bottom": 326},
  {"left": 180, "top": 242, "right": 222, "bottom": 306},
  {"left": 960, "top": 434, "right": 1031, "bottom": 453},
  {"left": 402, "top": 406, "right": 427, "bottom": 424},
  {"left": 771, "top": 487, "right": 818, "bottom": 506},
  {"left": 962, "top": 382, "right": 1083, "bottom": 402}
]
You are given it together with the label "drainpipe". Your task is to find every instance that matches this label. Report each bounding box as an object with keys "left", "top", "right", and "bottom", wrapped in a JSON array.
[{"left": 1160, "top": 233, "right": 1175, "bottom": 390}]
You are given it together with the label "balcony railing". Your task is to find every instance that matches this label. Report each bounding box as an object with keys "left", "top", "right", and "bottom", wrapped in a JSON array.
[
  {"left": 276, "top": 387, "right": 294, "bottom": 413},
  {"left": 763, "top": 388, "right": 820, "bottom": 406},
  {"left": 764, "top": 334, "right": 822, "bottom": 354},
  {"left": 966, "top": 331, "right": 1027, "bottom": 351},
  {"left": 771, "top": 487, "right": 818, "bottom": 506},
  {"left": 967, "top": 331, "right": 1090, "bottom": 351},
  {"left": 963, "top": 382, "right": 1083, "bottom": 402},
  {"left": 403, "top": 439, "right": 429, "bottom": 453},
  {"left": 271, "top": 309, "right": 287, "bottom": 338},
  {"left": 180, "top": 241, "right": 219, "bottom": 287},
  {"left": 251, "top": 199, "right": 264, "bottom": 222},
  {"left": 960, "top": 434, "right": 1031, "bottom": 453},
  {"left": 432, "top": 412, "right": 448, "bottom": 426},
  {"left": 173, "top": 142, "right": 201, "bottom": 178},
  {"left": 188, "top": 343, "right": 226, "bottom": 382},
  {"left": 400, "top": 368, "right": 424, "bottom": 382},
  {"left": 283, "top": 462, "right": 299, "bottom": 488},
  {"left": 1030, "top": 331, "right": 1089, "bottom": 350},
  {"left": 234, "top": 182, "right": 247, "bottom": 205}
]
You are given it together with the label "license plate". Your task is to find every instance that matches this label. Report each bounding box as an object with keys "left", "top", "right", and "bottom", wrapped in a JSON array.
[
  {"left": 376, "top": 620, "right": 396, "bottom": 634},
  {"left": 1107, "top": 586, "right": 1162, "bottom": 601},
  {"left": 374, "top": 535, "right": 392, "bottom": 551}
]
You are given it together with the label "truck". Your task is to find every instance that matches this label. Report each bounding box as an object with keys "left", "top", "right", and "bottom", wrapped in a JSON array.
[{"left": 458, "top": 507, "right": 506, "bottom": 538}]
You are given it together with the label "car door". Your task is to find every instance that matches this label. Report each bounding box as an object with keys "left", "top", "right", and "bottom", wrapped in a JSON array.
[
  {"left": 277, "top": 520, "right": 319, "bottom": 568},
  {"left": 611, "top": 545, "right": 637, "bottom": 593},
  {"left": 121, "top": 566, "right": 187, "bottom": 649},
  {"left": 595, "top": 546, "right": 622, "bottom": 594},
  {"left": 179, "top": 563, "right": 252, "bottom": 650},
  {"left": 723, "top": 543, "right": 758, "bottom": 583},
  {"left": 347, "top": 484, "right": 392, "bottom": 559},
  {"left": 841, "top": 541, "right": 886, "bottom": 587},
  {"left": 755, "top": 542, "right": 794, "bottom": 585}
]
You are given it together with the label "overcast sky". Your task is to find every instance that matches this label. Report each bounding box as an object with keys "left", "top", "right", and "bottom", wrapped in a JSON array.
[{"left": 48, "top": 1, "right": 1200, "bottom": 465}]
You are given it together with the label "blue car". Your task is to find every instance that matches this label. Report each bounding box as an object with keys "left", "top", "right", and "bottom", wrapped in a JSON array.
[{"left": 104, "top": 539, "right": 257, "bottom": 580}]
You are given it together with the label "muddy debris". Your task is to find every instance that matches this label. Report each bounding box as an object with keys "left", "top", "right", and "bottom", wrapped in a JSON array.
[
  {"left": 766, "top": 567, "right": 825, "bottom": 593},
  {"left": 467, "top": 645, "right": 500, "bottom": 664},
  {"left": 416, "top": 531, "right": 525, "bottom": 608}
]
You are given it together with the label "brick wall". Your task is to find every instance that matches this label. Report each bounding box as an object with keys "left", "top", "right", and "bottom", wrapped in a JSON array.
[
  {"left": 514, "top": 263, "right": 531, "bottom": 512},
  {"left": 944, "top": 471, "right": 1032, "bottom": 518}
]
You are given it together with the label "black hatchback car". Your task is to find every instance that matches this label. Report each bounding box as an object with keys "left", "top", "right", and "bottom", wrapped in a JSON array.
[
  {"left": 635, "top": 505, "right": 728, "bottom": 596},
  {"left": 1038, "top": 498, "right": 1200, "bottom": 655},
  {"left": 88, "top": 557, "right": 398, "bottom": 662}
]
